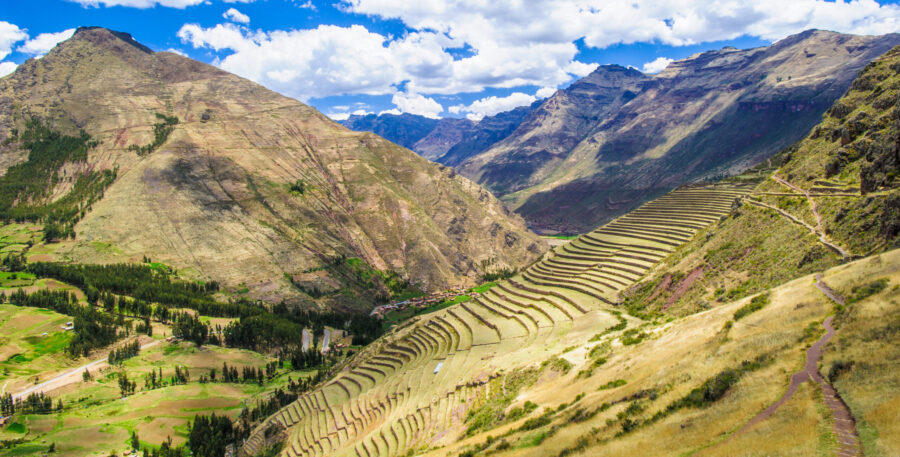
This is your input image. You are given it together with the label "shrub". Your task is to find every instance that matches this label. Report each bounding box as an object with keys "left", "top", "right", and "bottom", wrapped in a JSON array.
[
  {"left": 848, "top": 278, "right": 889, "bottom": 303},
  {"left": 597, "top": 379, "right": 627, "bottom": 390},
  {"left": 733, "top": 293, "right": 770, "bottom": 320}
]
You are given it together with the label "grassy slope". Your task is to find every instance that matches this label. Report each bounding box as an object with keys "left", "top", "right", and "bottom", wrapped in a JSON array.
[
  {"left": 624, "top": 46, "right": 900, "bottom": 318},
  {"left": 423, "top": 249, "right": 899, "bottom": 457}
]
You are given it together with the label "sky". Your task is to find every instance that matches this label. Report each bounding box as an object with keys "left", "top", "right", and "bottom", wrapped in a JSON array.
[{"left": 1, "top": 0, "right": 899, "bottom": 121}]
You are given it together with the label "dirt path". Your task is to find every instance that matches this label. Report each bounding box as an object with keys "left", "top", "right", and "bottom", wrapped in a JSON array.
[
  {"left": 11, "top": 338, "right": 163, "bottom": 401},
  {"left": 815, "top": 273, "right": 847, "bottom": 306},
  {"left": 744, "top": 199, "right": 850, "bottom": 259},
  {"left": 703, "top": 276, "right": 861, "bottom": 456},
  {"left": 770, "top": 176, "right": 851, "bottom": 260}
]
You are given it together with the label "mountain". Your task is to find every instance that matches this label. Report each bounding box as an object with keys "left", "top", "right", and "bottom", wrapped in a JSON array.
[
  {"left": 338, "top": 113, "right": 440, "bottom": 157},
  {"left": 244, "top": 44, "right": 900, "bottom": 457},
  {"left": 0, "top": 27, "right": 546, "bottom": 309},
  {"left": 456, "top": 30, "right": 900, "bottom": 233},
  {"left": 339, "top": 102, "right": 538, "bottom": 163}
]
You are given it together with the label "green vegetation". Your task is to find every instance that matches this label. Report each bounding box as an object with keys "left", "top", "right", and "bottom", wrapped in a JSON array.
[
  {"left": 543, "top": 357, "right": 573, "bottom": 374},
  {"left": 481, "top": 268, "right": 517, "bottom": 282},
  {"left": 597, "top": 379, "right": 627, "bottom": 390},
  {"left": 464, "top": 368, "right": 540, "bottom": 436},
  {"left": 847, "top": 278, "right": 888, "bottom": 303},
  {"left": 129, "top": 113, "right": 179, "bottom": 156},
  {"left": 288, "top": 179, "right": 306, "bottom": 195},
  {"left": 589, "top": 311, "right": 627, "bottom": 341},
  {"left": 733, "top": 293, "right": 771, "bottom": 321},
  {"left": 0, "top": 120, "right": 115, "bottom": 240}
]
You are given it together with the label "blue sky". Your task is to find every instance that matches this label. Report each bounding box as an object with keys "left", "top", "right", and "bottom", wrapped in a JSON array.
[{"left": 2, "top": 0, "right": 899, "bottom": 120}]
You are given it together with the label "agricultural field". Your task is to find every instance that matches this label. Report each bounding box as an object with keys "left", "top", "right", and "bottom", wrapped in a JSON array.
[
  {"left": 0, "top": 305, "right": 77, "bottom": 388},
  {"left": 0, "top": 338, "right": 315, "bottom": 456}
]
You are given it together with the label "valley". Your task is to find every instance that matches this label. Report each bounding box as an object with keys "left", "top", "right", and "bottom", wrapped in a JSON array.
[{"left": 0, "top": 8, "right": 898, "bottom": 457}]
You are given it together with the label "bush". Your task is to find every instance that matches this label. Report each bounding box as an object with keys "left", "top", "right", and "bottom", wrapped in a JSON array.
[
  {"left": 848, "top": 278, "right": 889, "bottom": 303},
  {"left": 733, "top": 293, "right": 770, "bottom": 320}
]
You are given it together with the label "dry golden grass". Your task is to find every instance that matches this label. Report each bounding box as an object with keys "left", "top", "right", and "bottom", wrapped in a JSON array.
[{"left": 419, "top": 249, "right": 900, "bottom": 457}]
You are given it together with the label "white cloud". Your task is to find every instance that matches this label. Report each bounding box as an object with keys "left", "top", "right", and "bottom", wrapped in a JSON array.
[
  {"left": 223, "top": 7, "right": 250, "bottom": 24},
  {"left": 165, "top": 48, "right": 188, "bottom": 56},
  {"left": 18, "top": 29, "right": 76, "bottom": 56},
  {"left": 69, "top": 0, "right": 205, "bottom": 7},
  {"left": 344, "top": 0, "right": 900, "bottom": 49},
  {"left": 536, "top": 87, "right": 557, "bottom": 98},
  {"left": 0, "top": 21, "right": 28, "bottom": 60},
  {"left": 331, "top": 108, "right": 373, "bottom": 120},
  {"left": 295, "top": 0, "right": 317, "bottom": 11},
  {"left": 391, "top": 92, "right": 443, "bottom": 118},
  {"left": 0, "top": 61, "right": 17, "bottom": 78},
  {"left": 174, "top": 0, "right": 900, "bottom": 108},
  {"left": 378, "top": 108, "right": 402, "bottom": 115},
  {"left": 450, "top": 92, "right": 536, "bottom": 121},
  {"left": 641, "top": 56, "right": 673, "bottom": 74}
]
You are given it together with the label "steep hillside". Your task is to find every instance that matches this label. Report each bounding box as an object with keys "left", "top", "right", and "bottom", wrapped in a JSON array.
[
  {"left": 243, "top": 45, "right": 900, "bottom": 457},
  {"left": 626, "top": 44, "right": 900, "bottom": 317},
  {"left": 458, "top": 30, "right": 900, "bottom": 233},
  {"left": 0, "top": 27, "right": 546, "bottom": 309},
  {"left": 339, "top": 103, "right": 537, "bottom": 164}
]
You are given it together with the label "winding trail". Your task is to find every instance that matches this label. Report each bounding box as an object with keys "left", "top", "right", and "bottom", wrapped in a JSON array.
[
  {"left": 704, "top": 275, "right": 861, "bottom": 456},
  {"left": 770, "top": 176, "right": 851, "bottom": 260},
  {"left": 744, "top": 199, "right": 850, "bottom": 259}
]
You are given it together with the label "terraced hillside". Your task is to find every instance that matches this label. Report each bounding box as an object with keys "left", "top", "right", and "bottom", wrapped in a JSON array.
[{"left": 240, "top": 183, "right": 754, "bottom": 457}]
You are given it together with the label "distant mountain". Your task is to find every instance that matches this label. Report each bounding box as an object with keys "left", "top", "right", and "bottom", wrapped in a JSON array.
[
  {"left": 456, "top": 30, "right": 900, "bottom": 233},
  {"left": 339, "top": 101, "right": 540, "bottom": 163},
  {"left": 0, "top": 27, "right": 546, "bottom": 309},
  {"left": 339, "top": 113, "right": 441, "bottom": 156}
]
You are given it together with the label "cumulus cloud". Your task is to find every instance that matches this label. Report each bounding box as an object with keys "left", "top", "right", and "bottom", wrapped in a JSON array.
[
  {"left": 343, "top": 0, "right": 900, "bottom": 48},
  {"left": 0, "top": 21, "right": 28, "bottom": 60},
  {"left": 450, "top": 92, "right": 536, "bottom": 121},
  {"left": 641, "top": 56, "right": 673, "bottom": 74},
  {"left": 69, "top": 0, "right": 205, "bottom": 7},
  {"left": 223, "top": 7, "right": 250, "bottom": 24},
  {"left": 391, "top": 92, "right": 443, "bottom": 118},
  {"left": 165, "top": 48, "right": 188, "bottom": 56},
  {"left": 18, "top": 29, "right": 76, "bottom": 56},
  {"left": 174, "top": 0, "right": 900, "bottom": 113},
  {"left": 536, "top": 87, "right": 557, "bottom": 98},
  {"left": 0, "top": 61, "right": 17, "bottom": 78}
]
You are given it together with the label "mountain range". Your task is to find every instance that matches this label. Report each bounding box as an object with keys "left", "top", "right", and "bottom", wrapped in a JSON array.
[{"left": 343, "top": 30, "right": 900, "bottom": 233}]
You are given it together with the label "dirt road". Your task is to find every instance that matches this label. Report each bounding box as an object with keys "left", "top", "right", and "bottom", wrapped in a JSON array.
[{"left": 11, "top": 338, "right": 163, "bottom": 401}]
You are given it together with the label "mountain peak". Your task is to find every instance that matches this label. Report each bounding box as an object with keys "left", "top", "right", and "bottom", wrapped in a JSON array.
[{"left": 68, "top": 26, "right": 154, "bottom": 55}]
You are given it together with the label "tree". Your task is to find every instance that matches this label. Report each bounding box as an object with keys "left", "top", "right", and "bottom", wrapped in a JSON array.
[{"left": 131, "top": 430, "right": 140, "bottom": 450}]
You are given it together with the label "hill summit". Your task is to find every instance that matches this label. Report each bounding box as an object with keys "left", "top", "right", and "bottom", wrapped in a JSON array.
[{"left": 0, "top": 27, "right": 546, "bottom": 308}]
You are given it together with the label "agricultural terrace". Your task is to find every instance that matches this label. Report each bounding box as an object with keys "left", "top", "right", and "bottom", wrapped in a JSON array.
[{"left": 240, "top": 183, "right": 755, "bottom": 457}]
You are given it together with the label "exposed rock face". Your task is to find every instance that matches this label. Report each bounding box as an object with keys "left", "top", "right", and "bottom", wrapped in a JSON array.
[
  {"left": 0, "top": 27, "right": 546, "bottom": 309},
  {"left": 339, "top": 102, "right": 538, "bottom": 164},
  {"left": 457, "top": 30, "right": 900, "bottom": 233}
]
